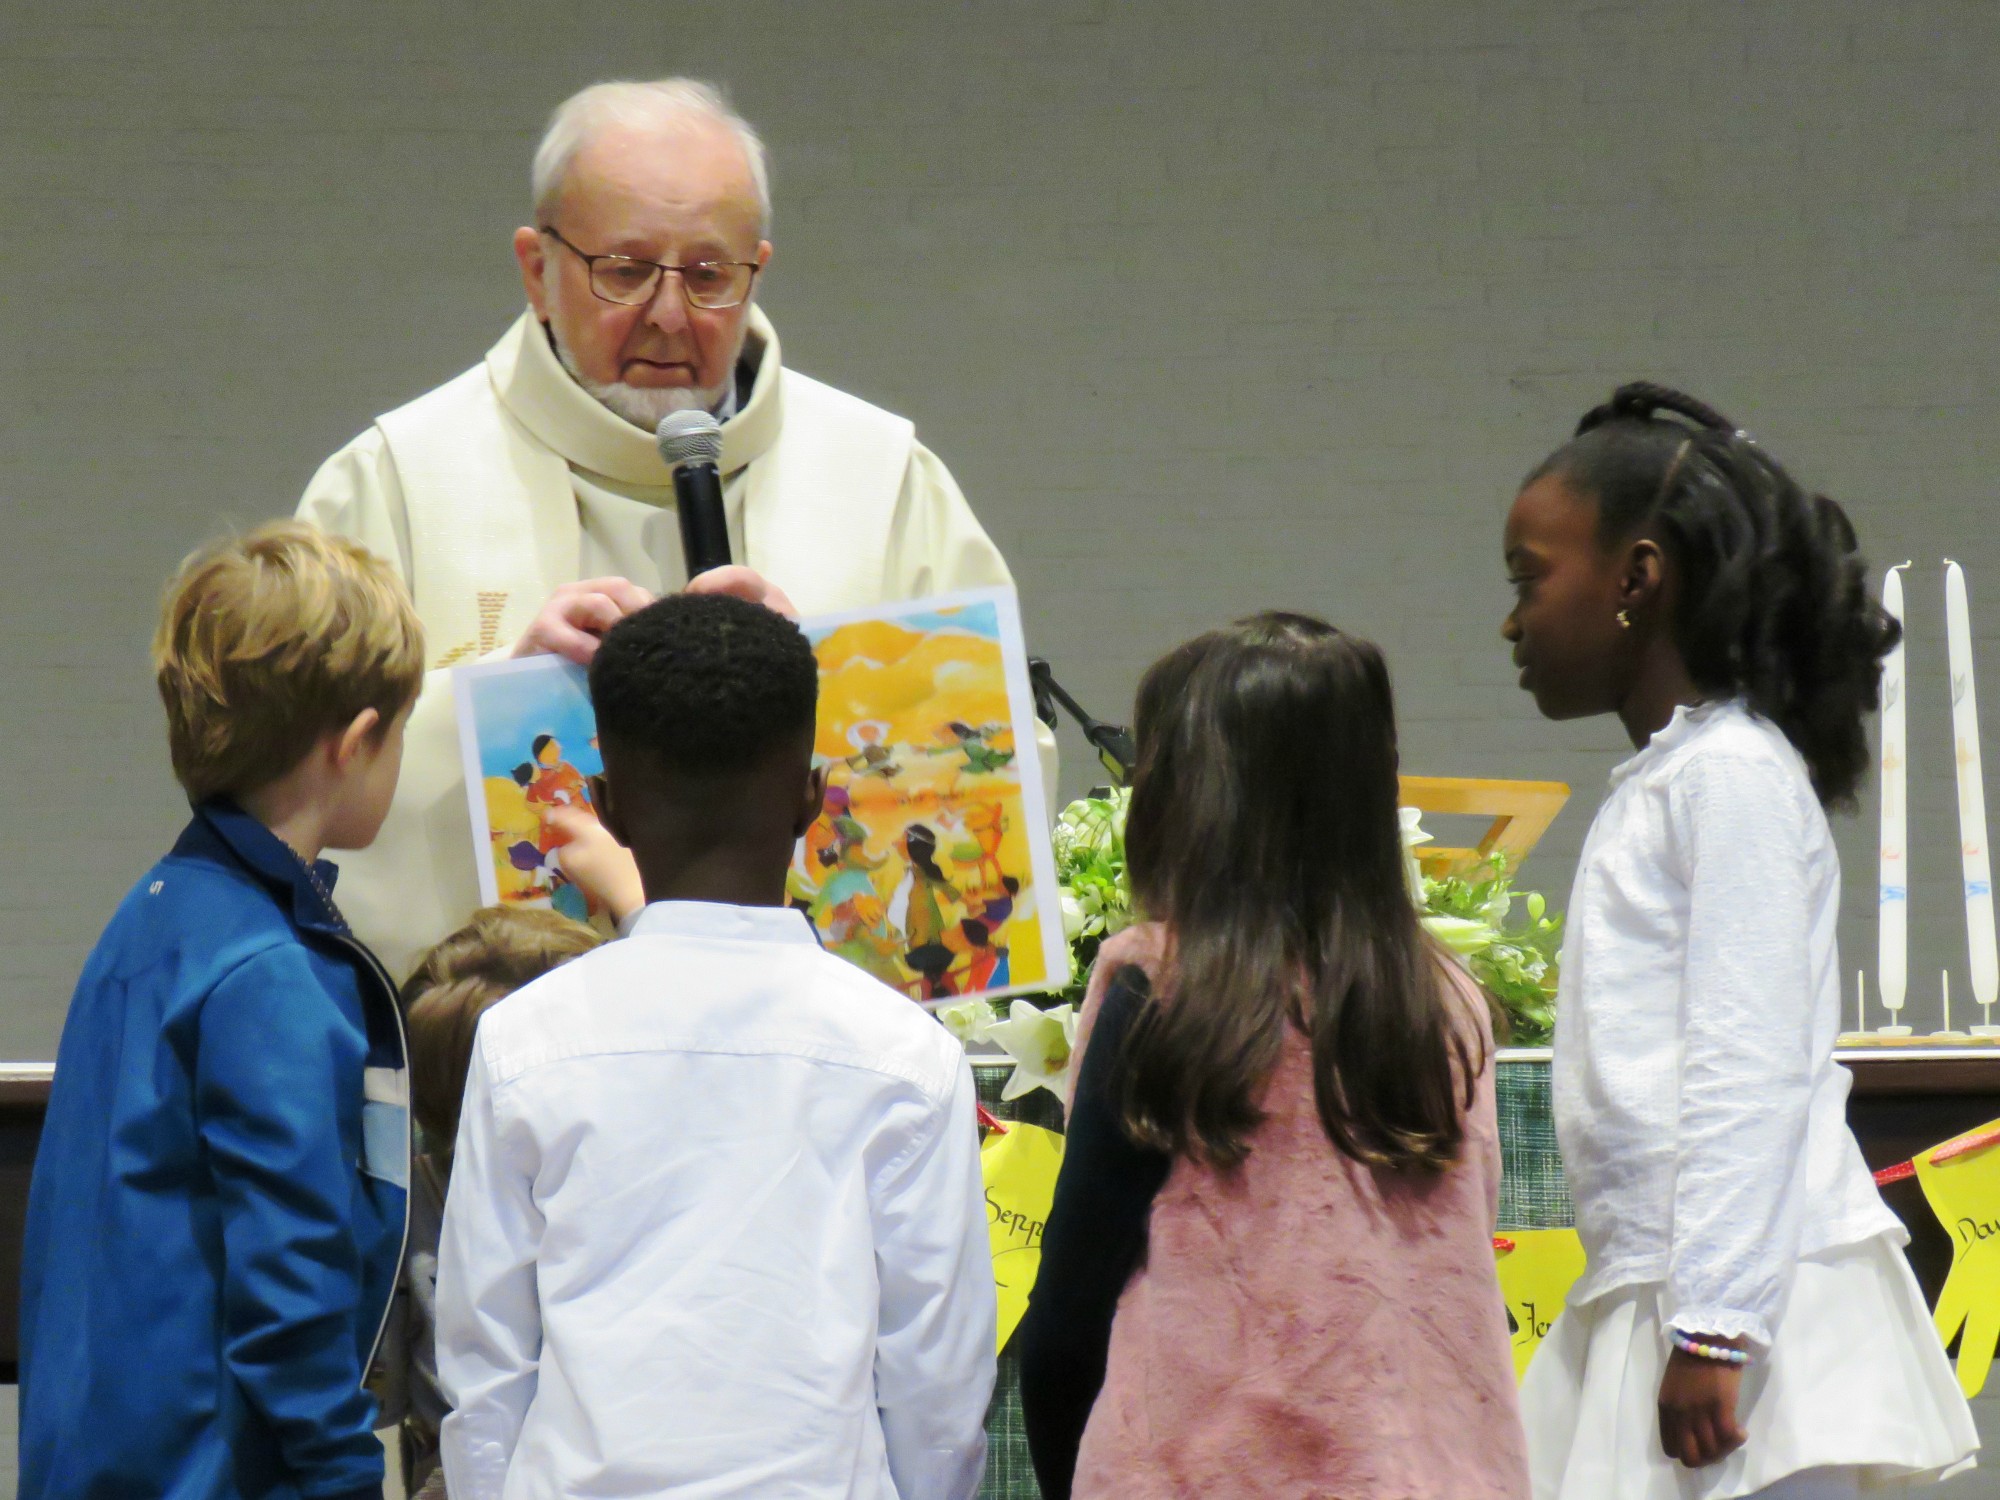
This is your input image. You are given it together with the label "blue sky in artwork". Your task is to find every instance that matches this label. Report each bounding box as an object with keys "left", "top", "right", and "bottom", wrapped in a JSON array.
[{"left": 468, "top": 662, "right": 604, "bottom": 782}]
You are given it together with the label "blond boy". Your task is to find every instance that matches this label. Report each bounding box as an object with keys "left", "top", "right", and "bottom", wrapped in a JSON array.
[{"left": 18, "top": 521, "right": 423, "bottom": 1500}]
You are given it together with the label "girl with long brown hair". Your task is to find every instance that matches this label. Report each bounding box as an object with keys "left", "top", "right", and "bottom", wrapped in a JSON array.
[{"left": 1017, "top": 612, "right": 1528, "bottom": 1499}]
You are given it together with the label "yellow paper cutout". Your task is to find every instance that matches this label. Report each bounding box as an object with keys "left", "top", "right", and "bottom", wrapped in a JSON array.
[
  {"left": 1494, "top": 1229, "right": 1587, "bottom": 1380},
  {"left": 1915, "top": 1119, "right": 2000, "bottom": 1396},
  {"left": 982, "top": 1122, "right": 1064, "bottom": 1353}
]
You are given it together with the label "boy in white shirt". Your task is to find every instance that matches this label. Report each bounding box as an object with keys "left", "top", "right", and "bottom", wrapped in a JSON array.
[{"left": 436, "top": 592, "right": 996, "bottom": 1499}]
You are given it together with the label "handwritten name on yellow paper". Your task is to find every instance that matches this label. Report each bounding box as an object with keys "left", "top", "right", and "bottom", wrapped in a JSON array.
[
  {"left": 1494, "top": 1229, "right": 1587, "bottom": 1380},
  {"left": 982, "top": 1122, "right": 1065, "bottom": 1354},
  {"left": 1916, "top": 1119, "right": 2000, "bottom": 1396}
]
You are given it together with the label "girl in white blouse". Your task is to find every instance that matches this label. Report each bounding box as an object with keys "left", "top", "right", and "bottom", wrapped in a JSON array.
[{"left": 1501, "top": 382, "right": 1976, "bottom": 1500}]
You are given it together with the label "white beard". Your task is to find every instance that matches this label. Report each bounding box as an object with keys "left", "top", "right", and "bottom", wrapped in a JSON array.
[{"left": 550, "top": 332, "right": 731, "bottom": 429}]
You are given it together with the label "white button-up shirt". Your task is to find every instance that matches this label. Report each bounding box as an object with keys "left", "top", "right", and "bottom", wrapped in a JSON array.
[
  {"left": 437, "top": 901, "right": 996, "bottom": 1499},
  {"left": 1554, "top": 700, "right": 1899, "bottom": 1353}
]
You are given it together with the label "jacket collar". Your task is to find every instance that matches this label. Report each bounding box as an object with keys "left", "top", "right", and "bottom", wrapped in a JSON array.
[
  {"left": 178, "top": 800, "right": 351, "bottom": 939},
  {"left": 483, "top": 305, "right": 785, "bottom": 488}
]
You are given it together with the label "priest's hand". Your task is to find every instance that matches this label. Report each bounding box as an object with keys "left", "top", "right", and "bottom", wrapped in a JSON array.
[
  {"left": 512, "top": 577, "right": 657, "bottom": 664},
  {"left": 684, "top": 565, "right": 799, "bottom": 619},
  {"left": 1656, "top": 1343, "right": 1748, "bottom": 1468}
]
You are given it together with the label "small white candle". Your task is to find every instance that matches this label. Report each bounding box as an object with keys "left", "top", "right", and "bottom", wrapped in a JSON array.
[
  {"left": 1856, "top": 969, "right": 1866, "bottom": 1033},
  {"left": 1879, "top": 564, "right": 1912, "bottom": 1035},
  {"left": 1946, "top": 560, "right": 1998, "bottom": 1038}
]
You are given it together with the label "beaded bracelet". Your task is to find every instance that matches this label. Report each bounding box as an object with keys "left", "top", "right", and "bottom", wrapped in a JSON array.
[{"left": 1669, "top": 1330, "right": 1751, "bottom": 1366}]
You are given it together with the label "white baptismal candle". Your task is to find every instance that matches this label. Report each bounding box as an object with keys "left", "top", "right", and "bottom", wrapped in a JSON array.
[
  {"left": 1946, "top": 560, "right": 2000, "bottom": 1037},
  {"left": 1879, "top": 564, "right": 1912, "bottom": 1034}
]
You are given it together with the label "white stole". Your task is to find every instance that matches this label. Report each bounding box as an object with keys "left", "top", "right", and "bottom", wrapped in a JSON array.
[{"left": 375, "top": 315, "right": 916, "bottom": 666}]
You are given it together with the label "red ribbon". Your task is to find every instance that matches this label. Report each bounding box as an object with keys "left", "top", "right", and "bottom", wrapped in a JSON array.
[{"left": 1871, "top": 1120, "right": 2000, "bottom": 1186}]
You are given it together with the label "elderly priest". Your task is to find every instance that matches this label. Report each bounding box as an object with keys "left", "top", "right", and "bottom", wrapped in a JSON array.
[{"left": 301, "top": 77, "right": 1033, "bottom": 977}]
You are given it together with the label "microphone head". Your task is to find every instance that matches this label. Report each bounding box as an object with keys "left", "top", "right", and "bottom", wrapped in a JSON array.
[{"left": 656, "top": 410, "right": 723, "bottom": 470}]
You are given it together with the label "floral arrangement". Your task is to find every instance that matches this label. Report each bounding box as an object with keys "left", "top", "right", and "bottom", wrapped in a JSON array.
[
  {"left": 1401, "top": 810, "right": 1564, "bottom": 1048},
  {"left": 947, "top": 793, "right": 1562, "bottom": 1101}
]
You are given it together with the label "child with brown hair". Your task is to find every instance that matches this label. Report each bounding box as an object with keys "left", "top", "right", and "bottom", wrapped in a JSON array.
[
  {"left": 19, "top": 520, "right": 424, "bottom": 1500},
  {"left": 1018, "top": 612, "right": 1528, "bottom": 1499},
  {"left": 383, "top": 905, "right": 602, "bottom": 1498}
]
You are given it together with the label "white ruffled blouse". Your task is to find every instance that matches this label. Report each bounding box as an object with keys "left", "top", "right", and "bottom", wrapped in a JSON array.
[{"left": 1553, "top": 700, "right": 1899, "bottom": 1353}]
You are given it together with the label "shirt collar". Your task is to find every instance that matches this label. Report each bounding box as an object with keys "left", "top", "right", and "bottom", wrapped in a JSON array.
[
  {"left": 182, "top": 799, "right": 350, "bottom": 937},
  {"left": 627, "top": 900, "right": 823, "bottom": 947},
  {"left": 1606, "top": 697, "right": 1740, "bottom": 789},
  {"left": 483, "top": 306, "right": 785, "bottom": 488}
]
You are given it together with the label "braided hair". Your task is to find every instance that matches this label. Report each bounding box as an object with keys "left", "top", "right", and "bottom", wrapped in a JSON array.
[{"left": 1528, "top": 381, "right": 1901, "bottom": 808}]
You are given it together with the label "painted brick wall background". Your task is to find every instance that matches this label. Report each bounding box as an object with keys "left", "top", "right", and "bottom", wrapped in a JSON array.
[{"left": 4, "top": 0, "right": 1999, "bottom": 1053}]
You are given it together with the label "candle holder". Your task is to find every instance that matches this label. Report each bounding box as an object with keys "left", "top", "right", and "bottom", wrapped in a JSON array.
[
  {"left": 1876, "top": 969, "right": 1913, "bottom": 1038},
  {"left": 1935, "top": 970, "right": 1971, "bottom": 1040}
]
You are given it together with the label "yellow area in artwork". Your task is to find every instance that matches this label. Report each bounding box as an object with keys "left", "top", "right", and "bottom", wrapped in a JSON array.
[
  {"left": 983, "top": 1122, "right": 1065, "bottom": 1354},
  {"left": 1494, "top": 1229, "right": 1587, "bottom": 1380},
  {"left": 483, "top": 776, "right": 546, "bottom": 904},
  {"left": 792, "top": 610, "right": 1048, "bottom": 1001}
]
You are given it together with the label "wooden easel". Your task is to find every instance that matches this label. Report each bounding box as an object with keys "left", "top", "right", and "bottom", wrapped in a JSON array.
[{"left": 1399, "top": 775, "right": 1570, "bottom": 879}]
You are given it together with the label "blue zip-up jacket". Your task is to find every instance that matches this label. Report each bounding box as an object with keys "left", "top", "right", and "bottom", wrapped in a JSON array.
[{"left": 19, "top": 801, "right": 410, "bottom": 1500}]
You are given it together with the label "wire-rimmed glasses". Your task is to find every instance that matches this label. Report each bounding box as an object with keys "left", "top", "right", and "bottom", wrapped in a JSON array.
[{"left": 540, "top": 224, "right": 760, "bottom": 309}]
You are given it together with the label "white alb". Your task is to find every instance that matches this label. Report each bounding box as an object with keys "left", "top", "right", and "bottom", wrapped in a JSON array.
[{"left": 297, "top": 308, "right": 1033, "bottom": 978}]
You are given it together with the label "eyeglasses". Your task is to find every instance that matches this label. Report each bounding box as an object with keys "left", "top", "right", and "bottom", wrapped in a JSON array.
[{"left": 539, "top": 224, "right": 760, "bottom": 309}]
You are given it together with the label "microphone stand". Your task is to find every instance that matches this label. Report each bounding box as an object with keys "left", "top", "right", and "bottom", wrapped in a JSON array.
[{"left": 1028, "top": 657, "right": 1135, "bottom": 787}]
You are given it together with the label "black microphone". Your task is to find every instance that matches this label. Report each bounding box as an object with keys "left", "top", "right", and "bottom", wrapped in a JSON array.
[{"left": 655, "top": 411, "right": 732, "bottom": 579}]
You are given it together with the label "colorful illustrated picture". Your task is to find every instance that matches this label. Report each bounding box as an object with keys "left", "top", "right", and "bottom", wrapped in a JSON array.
[
  {"left": 788, "top": 589, "right": 1068, "bottom": 1005},
  {"left": 450, "top": 588, "right": 1069, "bottom": 1006},
  {"left": 451, "top": 656, "right": 611, "bottom": 929}
]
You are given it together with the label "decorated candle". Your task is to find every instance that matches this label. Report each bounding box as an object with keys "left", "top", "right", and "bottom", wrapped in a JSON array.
[
  {"left": 1946, "top": 560, "right": 1998, "bottom": 1036},
  {"left": 1879, "top": 564, "right": 1911, "bottom": 1034}
]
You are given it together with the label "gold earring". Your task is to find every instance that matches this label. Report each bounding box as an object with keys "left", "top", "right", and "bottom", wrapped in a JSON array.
[{"left": 1616, "top": 609, "right": 1632, "bottom": 629}]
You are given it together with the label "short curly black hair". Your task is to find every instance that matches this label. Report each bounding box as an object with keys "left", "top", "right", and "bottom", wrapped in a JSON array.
[{"left": 589, "top": 593, "right": 819, "bottom": 772}]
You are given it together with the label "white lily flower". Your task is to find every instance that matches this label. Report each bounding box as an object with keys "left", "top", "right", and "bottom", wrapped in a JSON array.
[
  {"left": 1422, "top": 913, "right": 1495, "bottom": 957},
  {"left": 938, "top": 999, "right": 997, "bottom": 1045},
  {"left": 1060, "top": 890, "right": 1090, "bottom": 941},
  {"left": 985, "top": 998, "right": 1078, "bottom": 1102}
]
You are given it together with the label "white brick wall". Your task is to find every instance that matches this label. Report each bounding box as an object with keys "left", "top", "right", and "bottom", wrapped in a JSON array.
[{"left": 6, "top": 0, "right": 2000, "bottom": 1049}]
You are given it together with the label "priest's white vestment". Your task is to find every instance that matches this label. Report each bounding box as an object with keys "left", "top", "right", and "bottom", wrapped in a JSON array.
[{"left": 300, "top": 308, "right": 1032, "bottom": 977}]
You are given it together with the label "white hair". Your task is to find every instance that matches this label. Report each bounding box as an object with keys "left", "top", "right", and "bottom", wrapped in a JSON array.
[{"left": 531, "top": 78, "right": 771, "bottom": 236}]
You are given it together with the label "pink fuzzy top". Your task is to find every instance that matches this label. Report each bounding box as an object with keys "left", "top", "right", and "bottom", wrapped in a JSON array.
[{"left": 1068, "top": 924, "right": 1530, "bottom": 1499}]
